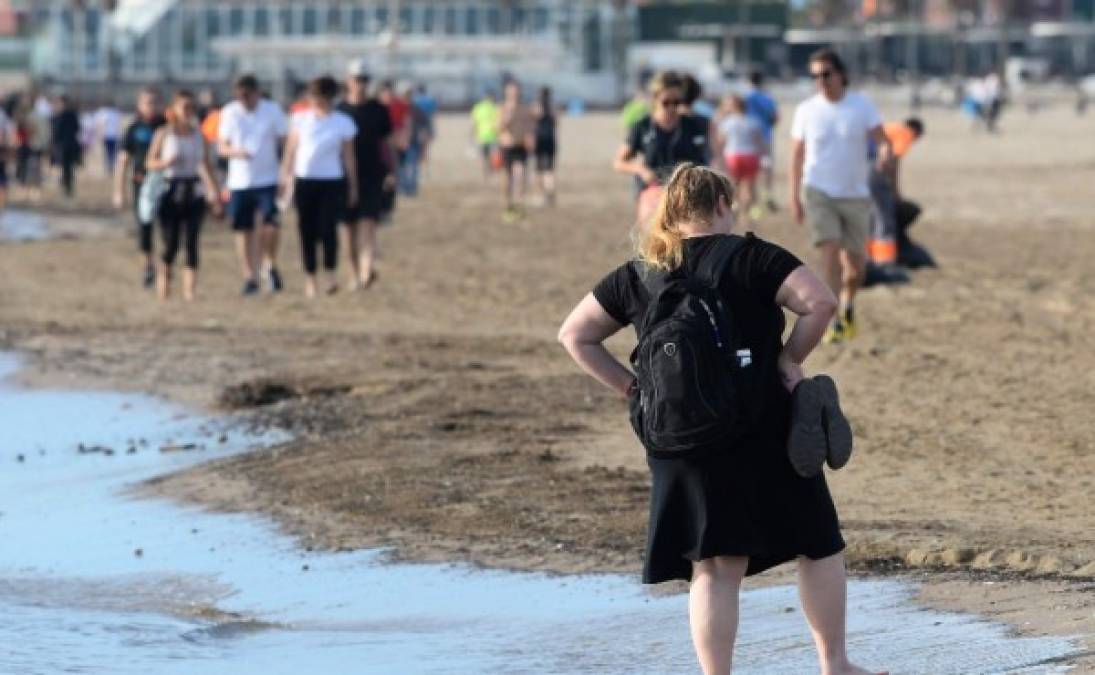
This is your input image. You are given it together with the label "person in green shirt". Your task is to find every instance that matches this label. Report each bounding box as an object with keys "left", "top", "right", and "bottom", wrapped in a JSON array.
[
  {"left": 620, "top": 87, "right": 650, "bottom": 131},
  {"left": 470, "top": 90, "right": 500, "bottom": 177}
]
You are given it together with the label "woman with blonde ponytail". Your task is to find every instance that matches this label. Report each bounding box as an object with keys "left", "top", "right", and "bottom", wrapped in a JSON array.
[{"left": 559, "top": 164, "right": 885, "bottom": 675}]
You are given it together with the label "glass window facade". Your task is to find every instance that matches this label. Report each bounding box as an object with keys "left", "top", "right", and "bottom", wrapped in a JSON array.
[{"left": 35, "top": 1, "right": 591, "bottom": 86}]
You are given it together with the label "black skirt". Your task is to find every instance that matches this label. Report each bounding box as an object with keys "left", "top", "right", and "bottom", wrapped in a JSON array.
[{"left": 642, "top": 427, "right": 845, "bottom": 584}]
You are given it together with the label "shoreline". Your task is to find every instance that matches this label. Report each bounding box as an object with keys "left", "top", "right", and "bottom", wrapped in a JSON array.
[{"left": 4, "top": 344, "right": 1094, "bottom": 670}]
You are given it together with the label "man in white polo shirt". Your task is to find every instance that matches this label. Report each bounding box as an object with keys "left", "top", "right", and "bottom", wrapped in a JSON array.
[
  {"left": 218, "top": 74, "right": 288, "bottom": 295},
  {"left": 790, "top": 48, "right": 891, "bottom": 344}
]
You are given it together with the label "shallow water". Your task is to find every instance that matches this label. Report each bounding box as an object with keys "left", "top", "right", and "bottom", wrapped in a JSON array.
[
  {"left": 0, "top": 353, "right": 1081, "bottom": 674},
  {"left": 0, "top": 209, "right": 48, "bottom": 241}
]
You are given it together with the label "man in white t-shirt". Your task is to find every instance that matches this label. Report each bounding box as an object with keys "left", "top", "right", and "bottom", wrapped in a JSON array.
[
  {"left": 790, "top": 48, "right": 891, "bottom": 344},
  {"left": 218, "top": 74, "right": 289, "bottom": 295},
  {"left": 95, "top": 103, "right": 123, "bottom": 177}
]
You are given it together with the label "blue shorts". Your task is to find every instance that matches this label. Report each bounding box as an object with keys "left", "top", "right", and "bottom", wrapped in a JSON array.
[{"left": 228, "top": 186, "right": 278, "bottom": 231}]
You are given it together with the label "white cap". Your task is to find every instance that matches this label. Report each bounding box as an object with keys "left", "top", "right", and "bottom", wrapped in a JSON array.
[{"left": 346, "top": 59, "right": 370, "bottom": 79}]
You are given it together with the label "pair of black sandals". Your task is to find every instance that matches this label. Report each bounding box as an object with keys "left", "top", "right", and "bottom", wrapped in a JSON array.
[{"left": 787, "top": 375, "right": 853, "bottom": 478}]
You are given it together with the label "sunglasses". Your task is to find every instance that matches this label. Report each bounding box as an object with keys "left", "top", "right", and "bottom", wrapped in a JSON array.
[{"left": 811, "top": 70, "right": 834, "bottom": 81}]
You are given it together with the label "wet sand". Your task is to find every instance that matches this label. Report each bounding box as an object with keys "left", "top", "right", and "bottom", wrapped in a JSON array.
[{"left": 2, "top": 104, "right": 1094, "bottom": 668}]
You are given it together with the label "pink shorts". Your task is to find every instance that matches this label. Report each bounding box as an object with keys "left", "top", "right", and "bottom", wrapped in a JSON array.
[{"left": 724, "top": 153, "right": 760, "bottom": 182}]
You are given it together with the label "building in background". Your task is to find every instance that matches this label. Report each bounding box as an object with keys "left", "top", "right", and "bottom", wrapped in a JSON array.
[
  {"left": 17, "top": 0, "right": 634, "bottom": 105},
  {"left": 0, "top": 0, "right": 31, "bottom": 91},
  {"left": 787, "top": 0, "right": 1095, "bottom": 80},
  {"left": 3, "top": 0, "right": 1094, "bottom": 105},
  {"left": 631, "top": 1, "right": 789, "bottom": 86}
]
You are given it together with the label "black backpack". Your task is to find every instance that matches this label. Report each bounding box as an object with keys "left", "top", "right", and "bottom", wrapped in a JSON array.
[{"left": 628, "top": 235, "right": 760, "bottom": 458}]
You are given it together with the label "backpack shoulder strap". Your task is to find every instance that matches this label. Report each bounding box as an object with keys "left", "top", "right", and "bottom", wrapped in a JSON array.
[
  {"left": 696, "top": 235, "right": 747, "bottom": 289},
  {"left": 633, "top": 259, "right": 670, "bottom": 298}
]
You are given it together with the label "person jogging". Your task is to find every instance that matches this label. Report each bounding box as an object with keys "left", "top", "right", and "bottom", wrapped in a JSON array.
[
  {"left": 558, "top": 163, "right": 879, "bottom": 675},
  {"left": 613, "top": 71, "right": 710, "bottom": 223},
  {"left": 280, "top": 76, "right": 358, "bottom": 298},
  {"left": 790, "top": 48, "right": 891, "bottom": 344},
  {"left": 339, "top": 68, "right": 393, "bottom": 290},
  {"left": 716, "top": 93, "right": 767, "bottom": 228},
  {"left": 470, "top": 90, "right": 500, "bottom": 178},
  {"left": 497, "top": 80, "right": 534, "bottom": 222},
  {"left": 113, "top": 87, "right": 165, "bottom": 288},
  {"left": 218, "top": 74, "right": 289, "bottom": 295},
  {"left": 532, "top": 86, "right": 558, "bottom": 206},
  {"left": 744, "top": 71, "right": 780, "bottom": 213},
  {"left": 144, "top": 90, "right": 222, "bottom": 301}
]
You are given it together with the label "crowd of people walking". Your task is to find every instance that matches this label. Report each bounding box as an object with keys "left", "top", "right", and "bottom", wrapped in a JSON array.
[
  {"left": 0, "top": 67, "right": 575, "bottom": 300},
  {"left": 76, "top": 69, "right": 436, "bottom": 301}
]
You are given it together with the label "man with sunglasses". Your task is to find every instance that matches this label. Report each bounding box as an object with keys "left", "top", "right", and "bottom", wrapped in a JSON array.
[
  {"left": 790, "top": 48, "right": 891, "bottom": 344},
  {"left": 218, "top": 74, "right": 289, "bottom": 295}
]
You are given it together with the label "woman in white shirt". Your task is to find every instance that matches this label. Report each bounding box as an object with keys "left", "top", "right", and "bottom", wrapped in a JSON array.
[{"left": 280, "top": 76, "right": 359, "bottom": 298}]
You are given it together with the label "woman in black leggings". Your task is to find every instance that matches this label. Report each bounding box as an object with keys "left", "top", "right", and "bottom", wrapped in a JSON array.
[
  {"left": 145, "top": 90, "right": 221, "bottom": 301},
  {"left": 279, "top": 76, "right": 359, "bottom": 298}
]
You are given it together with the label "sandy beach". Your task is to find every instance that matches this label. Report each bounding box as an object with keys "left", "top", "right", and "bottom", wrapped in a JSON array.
[{"left": 2, "top": 104, "right": 1094, "bottom": 668}]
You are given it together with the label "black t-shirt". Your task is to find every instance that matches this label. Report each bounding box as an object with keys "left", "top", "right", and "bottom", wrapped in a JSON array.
[
  {"left": 592, "top": 234, "right": 802, "bottom": 440},
  {"left": 338, "top": 100, "right": 393, "bottom": 182},
  {"left": 122, "top": 114, "right": 166, "bottom": 182},
  {"left": 52, "top": 110, "right": 81, "bottom": 154},
  {"left": 535, "top": 110, "right": 556, "bottom": 145},
  {"left": 626, "top": 113, "right": 710, "bottom": 189}
]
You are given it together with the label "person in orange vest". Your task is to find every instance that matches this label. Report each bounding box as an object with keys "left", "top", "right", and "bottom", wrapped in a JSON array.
[
  {"left": 199, "top": 107, "right": 220, "bottom": 145},
  {"left": 198, "top": 103, "right": 229, "bottom": 204},
  {"left": 865, "top": 118, "right": 923, "bottom": 285}
]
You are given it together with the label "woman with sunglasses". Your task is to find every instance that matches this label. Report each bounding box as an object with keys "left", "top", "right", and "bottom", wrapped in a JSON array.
[
  {"left": 144, "top": 89, "right": 222, "bottom": 301},
  {"left": 613, "top": 71, "right": 711, "bottom": 222}
]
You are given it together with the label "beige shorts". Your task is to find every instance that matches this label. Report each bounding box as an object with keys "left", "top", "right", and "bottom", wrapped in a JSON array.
[{"left": 803, "top": 186, "right": 871, "bottom": 253}]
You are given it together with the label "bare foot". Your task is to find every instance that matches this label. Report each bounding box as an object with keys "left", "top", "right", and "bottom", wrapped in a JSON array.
[
  {"left": 304, "top": 278, "right": 317, "bottom": 299},
  {"left": 156, "top": 268, "right": 170, "bottom": 301}
]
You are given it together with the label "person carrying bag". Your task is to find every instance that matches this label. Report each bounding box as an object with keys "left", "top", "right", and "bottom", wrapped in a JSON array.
[{"left": 559, "top": 163, "right": 880, "bottom": 675}]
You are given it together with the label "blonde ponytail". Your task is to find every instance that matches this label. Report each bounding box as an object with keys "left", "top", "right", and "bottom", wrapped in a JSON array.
[{"left": 636, "top": 163, "right": 735, "bottom": 271}]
